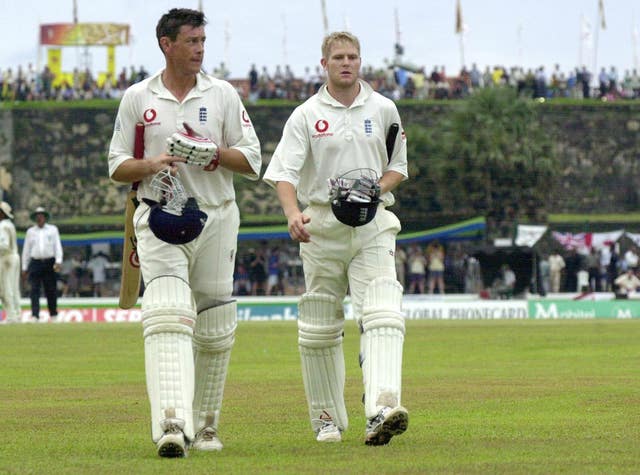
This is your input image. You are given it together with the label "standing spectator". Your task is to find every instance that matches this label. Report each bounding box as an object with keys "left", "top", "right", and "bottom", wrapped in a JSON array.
[
  {"left": 598, "top": 67, "right": 609, "bottom": 98},
  {"left": 606, "top": 243, "right": 620, "bottom": 291},
  {"left": 586, "top": 247, "right": 601, "bottom": 291},
  {"left": 248, "top": 246, "right": 267, "bottom": 295},
  {"left": 539, "top": 254, "right": 550, "bottom": 294},
  {"left": 86, "top": 251, "right": 110, "bottom": 297},
  {"left": 60, "top": 253, "right": 84, "bottom": 297},
  {"left": 21, "top": 206, "right": 63, "bottom": 321},
  {"left": 0, "top": 202, "right": 21, "bottom": 323},
  {"left": 426, "top": 241, "right": 445, "bottom": 294},
  {"left": 394, "top": 244, "right": 407, "bottom": 290},
  {"left": 563, "top": 248, "right": 582, "bottom": 292},
  {"left": 548, "top": 251, "right": 565, "bottom": 293},
  {"left": 266, "top": 246, "right": 284, "bottom": 295},
  {"left": 623, "top": 246, "right": 639, "bottom": 271},
  {"left": 407, "top": 243, "right": 427, "bottom": 294},
  {"left": 248, "top": 64, "right": 259, "bottom": 102}
]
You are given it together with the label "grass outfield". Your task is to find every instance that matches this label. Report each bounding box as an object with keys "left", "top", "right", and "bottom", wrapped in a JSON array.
[{"left": 0, "top": 319, "right": 639, "bottom": 474}]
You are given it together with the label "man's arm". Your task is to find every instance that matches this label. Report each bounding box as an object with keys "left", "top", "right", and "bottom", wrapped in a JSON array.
[
  {"left": 378, "top": 170, "right": 405, "bottom": 195},
  {"left": 276, "top": 181, "right": 310, "bottom": 243}
]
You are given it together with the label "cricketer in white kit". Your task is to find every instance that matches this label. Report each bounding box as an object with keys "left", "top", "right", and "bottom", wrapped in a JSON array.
[
  {"left": 108, "top": 8, "right": 261, "bottom": 457},
  {"left": 263, "top": 31, "right": 409, "bottom": 446},
  {"left": 0, "top": 202, "right": 21, "bottom": 323}
]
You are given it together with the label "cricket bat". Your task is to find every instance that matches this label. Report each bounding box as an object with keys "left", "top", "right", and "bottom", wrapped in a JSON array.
[
  {"left": 118, "top": 122, "right": 145, "bottom": 309},
  {"left": 386, "top": 123, "right": 400, "bottom": 164}
]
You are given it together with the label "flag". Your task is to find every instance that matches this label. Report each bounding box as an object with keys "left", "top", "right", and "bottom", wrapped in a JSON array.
[
  {"left": 598, "top": 0, "right": 606, "bottom": 29},
  {"left": 455, "top": 0, "right": 463, "bottom": 34}
]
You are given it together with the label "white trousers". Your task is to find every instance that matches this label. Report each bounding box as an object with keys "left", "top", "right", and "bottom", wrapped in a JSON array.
[
  {"left": 299, "top": 204, "right": 401, "bottom": 319},
  {"left": 134, "top": 200, "right": 239, "bottom": 301}
]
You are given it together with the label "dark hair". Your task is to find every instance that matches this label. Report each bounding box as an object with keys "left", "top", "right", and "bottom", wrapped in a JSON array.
[{"left": 156, "top": 8, "right": 207, "bottom": 52}]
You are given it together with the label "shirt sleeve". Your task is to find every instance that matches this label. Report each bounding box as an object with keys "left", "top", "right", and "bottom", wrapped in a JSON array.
[
  {"left": 21, "top": 229, "right": 33, "bottom": 271},
  {"left": 108, "top": 87, "right": 140, "bottom": 183},
  {"left": 53, "top": 226, "right": 63, "bottom": 265},
  {"left": 223, "top": 82, "right": 262, "bottom": 180},
  {"left": 262, "top": 108, "right": 309, "bottom": 189}
]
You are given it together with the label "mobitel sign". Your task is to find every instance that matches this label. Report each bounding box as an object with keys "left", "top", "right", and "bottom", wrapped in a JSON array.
[{"left": 529, "top": 300, "right": 640, "bottom": 319}]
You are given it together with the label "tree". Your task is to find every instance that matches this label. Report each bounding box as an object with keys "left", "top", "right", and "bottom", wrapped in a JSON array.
[{"left": 399, "top": 87, "right": 557, "bottom": 236}]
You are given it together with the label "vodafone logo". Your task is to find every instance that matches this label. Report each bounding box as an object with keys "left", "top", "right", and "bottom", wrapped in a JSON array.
[
  {"left": 312, "top": 119, "right": 333, "bottom": 139},
  {"left": 315, "top": 120, "right": 329, "bottom": 133},
  {"left": 241, "top": 110, "right": 250, "bottom": 123},
  {"left": 143, "top": 109, "right": 157, "bottom": 123}
]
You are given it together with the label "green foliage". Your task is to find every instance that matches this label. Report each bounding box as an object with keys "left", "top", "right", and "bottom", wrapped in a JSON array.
[
  {"left": 442, "top": 88, "right": 555, "bottom": 217},
  {"left": 0, "top": 320, "right": 639, "bottom": 474}
]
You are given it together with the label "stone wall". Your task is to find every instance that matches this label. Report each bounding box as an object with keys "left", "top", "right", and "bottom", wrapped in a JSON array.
[{"left": 3, "top": 102, "right": 639, "bottom": 231}]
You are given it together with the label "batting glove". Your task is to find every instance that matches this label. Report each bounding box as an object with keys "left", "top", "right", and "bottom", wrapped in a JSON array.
[{"left": 166, "top": 127, "right": 220, "bottom": 169}]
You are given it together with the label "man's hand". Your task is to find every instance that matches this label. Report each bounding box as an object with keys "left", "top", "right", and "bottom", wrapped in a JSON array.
[{"left": 287, "top": 211, "right": 311, "bottom": 243}]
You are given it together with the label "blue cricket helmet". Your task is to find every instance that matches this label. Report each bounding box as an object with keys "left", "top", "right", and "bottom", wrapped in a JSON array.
[{"left": 144, "top": 197, "right": 208, "bottom": 245}]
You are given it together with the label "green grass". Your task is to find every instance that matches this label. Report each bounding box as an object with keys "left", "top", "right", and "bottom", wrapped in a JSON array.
[{"left": 1, "top": 319, "right": 639, "bottom": 474}]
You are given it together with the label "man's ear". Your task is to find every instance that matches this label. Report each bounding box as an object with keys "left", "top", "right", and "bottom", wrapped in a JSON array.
[{"left": 159, "top": 36, "right": 171, "bottom": 54}]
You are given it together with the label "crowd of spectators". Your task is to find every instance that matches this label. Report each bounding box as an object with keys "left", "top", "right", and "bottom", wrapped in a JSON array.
[
  {"left": 539, "top": 243, "right": 640, "bottom": 297},
  {"left": 2, "top": 59, "right": 640, "bottom": 104}
]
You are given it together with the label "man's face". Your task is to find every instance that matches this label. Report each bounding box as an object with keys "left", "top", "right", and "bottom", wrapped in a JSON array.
[
  {"left": 321, "top": 40, "right": 361, "bottom": 90},
  {"left": 163, "top": 25, "right": 205, "bottom": 75},
  {"left": 36, "top": 213, "right": 46, "bottom": 227}
]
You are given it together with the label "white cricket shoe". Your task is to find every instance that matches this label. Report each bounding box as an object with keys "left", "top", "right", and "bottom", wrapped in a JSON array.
[
  {"left": 192, "top": 426, "right": 223, "bottom": 451},
  {"left": 364, "top": 406, "right": 409, "bottom": 446},
  {"left": 157, "top": 417, "right": 188, "bottom": 458},
  {"left": 315, "top": 419, "right": 342, "bottom": 443}
]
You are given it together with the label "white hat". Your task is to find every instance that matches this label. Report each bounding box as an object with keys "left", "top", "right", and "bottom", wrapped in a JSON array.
[
  {"left": 30, "top": 206, "right": 50, "bottom": 221},
  {"left": 0, "top": 201, "right": 13, "bottom": 219}
]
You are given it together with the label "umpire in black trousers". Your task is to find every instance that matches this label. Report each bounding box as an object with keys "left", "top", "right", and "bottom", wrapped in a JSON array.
[{"left": 21, "top": 207, "right": 64, "bottom": 321}]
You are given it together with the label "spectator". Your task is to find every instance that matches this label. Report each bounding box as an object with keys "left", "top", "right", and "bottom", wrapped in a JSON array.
[
  {"left": 548, "top": 251, "right": 565, "bottom": 293},
  {"left": 613, "top": 268, "right": 640, "bottom": 298},
  {"left": 426, "top": 241, "right": 445, "bottom": 294},
  {"left": 395, "top": 244, "right": 407, "bottom": 290},
  {"left": 407, "top": 243, "right": 427, "bottom": 294},
  {"left": 86, "top": 251, "right": 110, "bottom": 297}
]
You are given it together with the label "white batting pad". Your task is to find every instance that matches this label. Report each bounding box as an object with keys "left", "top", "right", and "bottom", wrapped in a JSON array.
[
  {"left": 298, "top": 293, "right": 348, "bottom": 432},
  {"left": 142, "top": 276, "right": 196, "bottom": 442},
  {"left": 192, "top": 300, "right": 237, "bottom": 432},
  {"left": 360, "top": 277, "right": 405, "bottom": 419}
]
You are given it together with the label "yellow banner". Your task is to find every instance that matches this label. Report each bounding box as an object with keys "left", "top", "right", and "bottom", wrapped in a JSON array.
[{"left": 40, "top": 23, "right": 130, "bottom": 46}]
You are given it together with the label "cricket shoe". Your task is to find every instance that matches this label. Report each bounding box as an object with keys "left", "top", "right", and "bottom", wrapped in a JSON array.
[
  {"left": 315, "top": 419, "right": 342, "bottom": 443},
  {"left": 192, "top": 426, "right": 223, "bottom": 451},
  {"left": 157, "top": 417, "right": 188, "bottom": 458},
  {"left": 364, "top": 406, "right": 408, "bottom": 446}
]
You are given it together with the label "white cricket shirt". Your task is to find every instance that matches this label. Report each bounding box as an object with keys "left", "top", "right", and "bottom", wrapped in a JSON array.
[
  {"left": 108, "top": 70, "right": 262, "bottom": 207},
  {"left": 263, "top": 80, "right": 408, "bottom": 207}
]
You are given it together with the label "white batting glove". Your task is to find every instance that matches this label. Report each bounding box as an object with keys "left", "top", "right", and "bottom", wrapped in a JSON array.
[{"left": 166, "top": 131, "right": 220, "bottom": 168}]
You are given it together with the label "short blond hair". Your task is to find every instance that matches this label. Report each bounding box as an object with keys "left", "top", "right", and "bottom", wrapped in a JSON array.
[{"left": 321, "top": 31, "right": 361, "bottom": 60}]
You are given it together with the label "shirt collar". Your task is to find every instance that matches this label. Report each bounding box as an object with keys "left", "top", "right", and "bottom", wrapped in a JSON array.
[
  {"left": 318, "top": 79, "right": 373, "bottom": 108},
  {"left": 148, "top": 70, "right": 214, "bottom": 100}
]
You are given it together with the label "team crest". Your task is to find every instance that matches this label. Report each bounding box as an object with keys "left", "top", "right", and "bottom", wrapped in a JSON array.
[{"left": 364, "top": 119, "right": 373, "bottom": 137}]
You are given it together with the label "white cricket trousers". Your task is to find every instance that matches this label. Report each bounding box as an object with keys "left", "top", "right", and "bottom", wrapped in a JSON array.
[
  {"left": 299, "top": 204, "right": 401, "bottom": 318},
  {"left": 134, "top": 200, "right": 239, "bottom": 300}
]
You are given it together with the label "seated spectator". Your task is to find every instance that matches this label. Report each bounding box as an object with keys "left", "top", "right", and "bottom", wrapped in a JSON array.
[{"left": 613, "top": 269, "right": 640, "bottom": 298}]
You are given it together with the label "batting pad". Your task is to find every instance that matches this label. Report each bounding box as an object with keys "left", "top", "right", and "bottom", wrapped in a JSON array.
[
  {"left": 298, "top": 293, "right": 348, "bottom": 432},
  {"left": 360, "top": 277, "right": 405, "bottom": 419},
  {"left": 142, "top": 276, "right": 196, "bottom": 442},
  {"left": 192, "top": 300, "right": 237, "bottom": 432}
]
